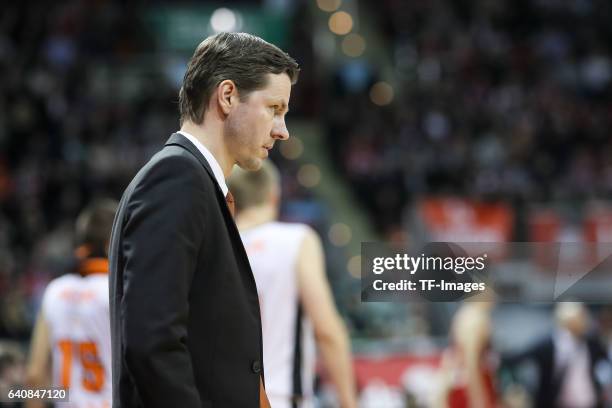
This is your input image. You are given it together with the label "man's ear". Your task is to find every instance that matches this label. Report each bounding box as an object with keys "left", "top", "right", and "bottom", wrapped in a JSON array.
[{"left": 217, "top": 79, "right": 238, "bottom": 115}]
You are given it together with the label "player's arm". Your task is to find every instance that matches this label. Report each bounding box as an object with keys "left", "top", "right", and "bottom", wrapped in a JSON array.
[
  {"left": 454, "top": 306, "right": 491, "bottom": 408},
  {"left": 296, "top": 227, "right": 357, "bottom": 408},
  {"left": 25, "top": 311, "right": 50, "bottom": 408},
  {"left": 119, "top": 156, "right": 206, "bottom": 407}
]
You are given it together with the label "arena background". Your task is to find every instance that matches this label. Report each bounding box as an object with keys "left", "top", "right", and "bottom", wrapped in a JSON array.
[{"left": 1, "top": 0, "right": 612, "bottom": 406}]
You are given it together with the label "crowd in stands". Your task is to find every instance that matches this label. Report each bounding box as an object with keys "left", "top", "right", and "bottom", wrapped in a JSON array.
[
  {"left": 326, "top": 0, "right": 612, "bottom": 237},
  {"left": 0, "top": 2, "right": 160, "bottom": 339}
]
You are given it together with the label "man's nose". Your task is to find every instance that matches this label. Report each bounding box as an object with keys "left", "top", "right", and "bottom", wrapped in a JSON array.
[{"left": 271, "top": 118, "right": 289, "bottom": 140}]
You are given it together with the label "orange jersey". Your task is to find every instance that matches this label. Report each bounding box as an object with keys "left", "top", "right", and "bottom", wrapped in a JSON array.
[{"left": 42, "top": 268, "right": 111, "bottom": 408}]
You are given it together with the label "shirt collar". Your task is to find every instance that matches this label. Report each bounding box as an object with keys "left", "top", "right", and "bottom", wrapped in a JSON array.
[{"left": 177, "top": 130, "right": 228, "bottom": 196}]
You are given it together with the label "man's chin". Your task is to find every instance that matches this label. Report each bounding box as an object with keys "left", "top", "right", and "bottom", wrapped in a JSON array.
[{"left": 236, "top": 158, "right": 263, "bottom": 171}]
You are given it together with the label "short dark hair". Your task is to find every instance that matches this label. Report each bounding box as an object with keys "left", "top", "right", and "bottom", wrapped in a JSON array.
[
  {"left": 178, "top": 32, "right": 300, "bottom": 125},
  {"left": 75, "top": 199, "right": 118, "bottom": 256}
]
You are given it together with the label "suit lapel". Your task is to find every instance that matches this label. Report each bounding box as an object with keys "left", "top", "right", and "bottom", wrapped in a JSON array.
[
  {"left": 165, "top": 133, "right": 217, "bottom": 185},
  {"left": 164, "top": 133, "right": 234, "bottom": 221},
  {"left": 164, "top": 133, "right": 258, "bottom": 290}
]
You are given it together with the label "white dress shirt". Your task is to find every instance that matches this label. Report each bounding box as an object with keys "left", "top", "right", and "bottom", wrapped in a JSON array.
[
  {"left": 177, "top": 130, "right": 228, "bottom": 196},
  {"left": 555, "top": 328, "right": 596, "bottom": 408}
]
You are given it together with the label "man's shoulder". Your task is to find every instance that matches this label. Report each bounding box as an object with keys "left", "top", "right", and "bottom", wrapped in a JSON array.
[
  {"left": 41, "top": 274, "right": 81, "bottom": 309},
  {"left": 45, "top": 273, "right": 80, "bottom": 294},
  {"left": 245, "top": 221, "right": 309, "bottom": 242},
  {"left": 146, "top": 143, "right": 204, "bottom": 174},
  {"left": 268, "top": 221, "right": 310, "bottom": 234},
  {"left": 128, "top": 144, "right": 214, "bottom": 191},
  {"left": 113, "top": 142, "right": 223, "bottom": 226},
  {"left": 255, "top": 222, "right": 312, "bottom": 252}
]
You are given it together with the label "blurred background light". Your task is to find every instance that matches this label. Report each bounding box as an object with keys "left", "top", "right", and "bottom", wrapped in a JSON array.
[
  {"left": 279, "top": 136, "right": 304, "bottom": 160},
  {"left": 317, "top": 0, "right": 342, "bottom": 13},
  {"left": 341, "top": 33, "right": 366, "bottom": 57},
  {"left": 297, "top": 164, "right": 321, "bottom": 188},
  {"left": 328, "top": 223, "right": 352, "bottom": 247},
  {"left": 347, "top": 255, "right": 361, "bottom": 278},
  {"left": 210, "top": 8, "right": 238, "bottom": 33},
  {"left": 369, "top": 81, "right": 394, "bottom": 106},
  {"left": 328, "top": 11, "right": 353, "bottom": 35}
]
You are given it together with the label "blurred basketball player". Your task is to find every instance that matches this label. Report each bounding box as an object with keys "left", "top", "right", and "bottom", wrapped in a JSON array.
[
  {"left": 436, "top": 300, "right": 498, "bottom": 408},
  {"left": 228, "top": 161, "right": 357, "bottom": 408},
  {"left": 25, "top": 199, "right": 117, "bottom": 408}
]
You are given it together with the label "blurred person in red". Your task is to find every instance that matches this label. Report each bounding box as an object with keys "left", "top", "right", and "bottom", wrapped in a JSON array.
[
  {"left": 436, "top": 299, "right": 498, "bottom": 408},
  {"left": 228, "top": 161, "right": 357, "bottom": 408},
  {"left": 25, "top": 199, "right": 118, "bottom": 408},
  {"left": 503, "top": 302, "right": 610, "bottom": 408}
]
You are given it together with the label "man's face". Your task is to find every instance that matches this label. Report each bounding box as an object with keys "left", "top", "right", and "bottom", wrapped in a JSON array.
[{"left": 225, "top": 73, "right": 291, "bottom": 171}]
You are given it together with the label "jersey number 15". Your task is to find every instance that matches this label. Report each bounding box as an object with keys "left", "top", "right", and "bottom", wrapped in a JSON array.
[{"left": 58, "top": 340, "right": 105, "bottom": 392}]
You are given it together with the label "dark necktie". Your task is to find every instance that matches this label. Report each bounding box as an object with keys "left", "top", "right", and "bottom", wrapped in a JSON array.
[{"left": 225, "top": 191, "right": 235, "bottom": 218}]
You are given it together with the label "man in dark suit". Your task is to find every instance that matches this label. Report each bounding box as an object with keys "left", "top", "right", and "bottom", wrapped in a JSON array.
[
  {"left": 502, "top": 303, "right": 611, "bottom": 408},
  {"left": 108, "top": 32, "right": 299, "bottom": 408}
]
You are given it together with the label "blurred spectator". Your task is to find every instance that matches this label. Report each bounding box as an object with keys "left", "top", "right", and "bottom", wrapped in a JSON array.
[
  {"left": 502, "top": 302, "right": 611, "bottom": 408},
  {"left": 0, "top": 341, "right": 26, "bottom": 407}
]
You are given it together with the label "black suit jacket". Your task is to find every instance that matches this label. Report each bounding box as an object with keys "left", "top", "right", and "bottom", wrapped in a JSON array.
[
  {"left": 502, "top": 334, "right": 609, "bottom": 408},
  {"left": 109, "top": 133, "right": 264, "bottom": 407}
]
